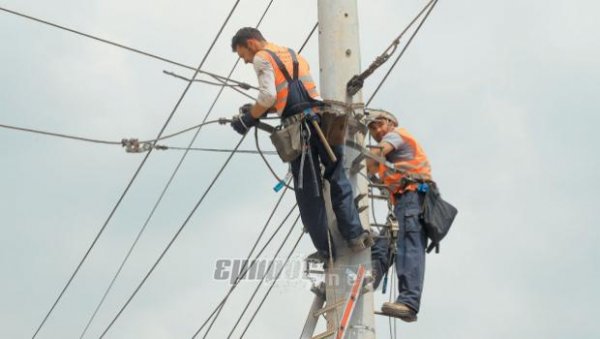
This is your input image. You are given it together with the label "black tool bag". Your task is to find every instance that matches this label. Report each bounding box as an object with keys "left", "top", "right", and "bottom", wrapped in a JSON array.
[{"left": 420, "top": 184, "right": 458, "bottom": 253}]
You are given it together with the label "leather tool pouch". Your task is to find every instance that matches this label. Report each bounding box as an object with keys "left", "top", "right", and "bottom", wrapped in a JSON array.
[
  {"left": 270, "top": 120, "right": 303, "bottom": 163},
  {"left": 320, "top": 112, "right": 349, "bottom": 146}
]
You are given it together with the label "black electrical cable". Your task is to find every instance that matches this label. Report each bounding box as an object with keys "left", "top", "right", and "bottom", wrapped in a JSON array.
[
  {"left": 191, "top": 204, "right": 299, "bottom": 338},
  {"left": 225, "top": 217, "right": 301, "bottom": 338},
  {"left": 28, "top": 1, "right": 243, "bottom": 337},
  {"left": 0, "top": 120, "right": 227, "bottom": 148},
  {"left": 238, "top": 231, "right": 304, "bottom": 338},
  {"left": 215, "top": 214, "right": 301, "bottom": 339},
  {"left": 91, "top": 0, "right": 281, "bottom": 335},
  {"left": 0, "top": 6, "right": 256, "bottom": 91},
  {"left": 161, "top": 145, "right": 277, "bottom": 155},
  {"left": 97, "top": 133, "right": 246, "bottom": 338}
]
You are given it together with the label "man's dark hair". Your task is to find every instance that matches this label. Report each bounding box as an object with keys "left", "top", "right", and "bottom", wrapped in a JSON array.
[{"left": 231, "top": 27, "right": 266, "bottom": 51}]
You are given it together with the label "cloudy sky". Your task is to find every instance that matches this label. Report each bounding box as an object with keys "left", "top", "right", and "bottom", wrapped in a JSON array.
[{"left": 1, "top": 0, "right": 599, "bottom": 338}]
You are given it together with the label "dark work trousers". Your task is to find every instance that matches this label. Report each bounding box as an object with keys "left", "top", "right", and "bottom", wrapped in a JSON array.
[
  {"left": 290, "top": 122, "right": 364, "bottom": 258},
  {"left": 370, "top": 190, "right": 427, "bottom": 312}
]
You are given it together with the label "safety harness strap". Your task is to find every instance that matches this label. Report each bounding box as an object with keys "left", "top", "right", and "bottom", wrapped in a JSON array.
[{"left": 263, "top": 49, "right": 295, "bottom": 83}]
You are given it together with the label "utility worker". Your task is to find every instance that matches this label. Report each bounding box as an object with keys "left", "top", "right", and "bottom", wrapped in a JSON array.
[
  {"left": 366, "top": 109, "right": 432, "bottom": 322},
  {"left": 229, "top": 27, "right": 373, "bottom": 260}
]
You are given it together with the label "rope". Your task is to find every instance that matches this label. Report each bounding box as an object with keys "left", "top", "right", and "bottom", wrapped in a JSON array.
[
  {"left": 0, "top": 6, "right": 257, "bottom": 91},
  {"left": 367, "top": 0, "right": 439, "bottom": 106}
]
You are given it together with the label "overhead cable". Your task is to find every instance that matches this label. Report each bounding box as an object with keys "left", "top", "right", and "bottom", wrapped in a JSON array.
[
  {"left": 225, "top": 217, "right": 302, "bottom": 339},
  {"left": 238, "top": 231, "right": 304, "bottom": 338},
  {"left": 98, "top": 134, "right": 246, "bottom": 338},
  {"left": 30, "top": 1, "right": 243, "bottom": 337},
  {"left": 0, "top": 6, "right": 256, "bottom": 91},
  {"left": 191, "top": 204, "right": 298, "bottom": 338},
  {"left": 95, "top": 0, "right": 280, "bottom": 334}
]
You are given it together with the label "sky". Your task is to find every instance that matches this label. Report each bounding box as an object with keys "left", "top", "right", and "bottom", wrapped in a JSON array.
[{"left": 1, "top": 0, "right": 599, "bottom": 338}]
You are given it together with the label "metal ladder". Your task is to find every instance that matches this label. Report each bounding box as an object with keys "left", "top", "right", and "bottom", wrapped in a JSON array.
[{"left": 300, "top": 265, "right": 367, "bottom": 339}]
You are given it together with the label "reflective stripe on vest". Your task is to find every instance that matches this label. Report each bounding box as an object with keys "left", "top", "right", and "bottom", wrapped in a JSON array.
[
  {"left": 378, "top": 128, "right": 432, "bottom": 195},
  {"left": 257, "top": 43, "right": 319, "bottom": 114}
]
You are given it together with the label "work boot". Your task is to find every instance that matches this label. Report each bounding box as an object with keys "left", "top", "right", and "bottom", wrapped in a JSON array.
[
  {"left": 381, "top": 302, "right": 418, "bottom": 322},
  {"left": 348, "top": 230, "right": 375, "bottom": 252}
]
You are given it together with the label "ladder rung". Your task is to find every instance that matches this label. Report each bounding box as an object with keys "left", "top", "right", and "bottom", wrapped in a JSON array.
[
  {"left": 312, "top": 329, "right": 336, "bottom": 339},
  {"left": 368, "top": 194, "right": 388, "bottom": 200},
  {"left": 314, "top": 299, "right": 345, "bottom": 317}
]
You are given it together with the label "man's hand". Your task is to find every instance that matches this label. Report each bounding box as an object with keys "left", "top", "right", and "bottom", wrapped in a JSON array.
[{"left": 231, "top": 103, "right": 258, "bottom": 135}]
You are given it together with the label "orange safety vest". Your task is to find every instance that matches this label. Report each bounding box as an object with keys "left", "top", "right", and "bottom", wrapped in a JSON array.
[
  {"left": 256, "top": 42, "right": 319, "bottom": 114},
  {"left": 378, "top": 128, "right": 432, "bottom": 196}
]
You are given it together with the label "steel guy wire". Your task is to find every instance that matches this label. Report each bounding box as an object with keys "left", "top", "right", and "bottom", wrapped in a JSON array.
[
  {"left": 216, "top": 214, "right": 301, "bottom": 339},
  {"left": 29, "top": 1, "right": 243, "bottom": 337},
  {"left": 0, "top": 6, "right": 256, "bottom": 92},
  {"left": 366, "top": 0, "right": 439, "bottom": 106},
  {"left": 238, "top": 231, "right": 304, "bottom": 339}
]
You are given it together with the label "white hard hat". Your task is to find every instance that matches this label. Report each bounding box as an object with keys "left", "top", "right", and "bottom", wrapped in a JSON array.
[{"left": 365, "top": 108, "right": 398, "bottom": 126}]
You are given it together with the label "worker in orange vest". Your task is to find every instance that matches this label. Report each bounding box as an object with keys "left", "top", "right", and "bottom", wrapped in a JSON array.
[
  {"left": 229, "top": 27, "right": 373, "bottom": 260},
  {"left": 366, "top": 109, "right": 432, "bottom": 322}
]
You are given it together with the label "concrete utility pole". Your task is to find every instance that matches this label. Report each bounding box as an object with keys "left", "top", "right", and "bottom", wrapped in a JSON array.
[{"left": 318, "top": 0, "right": 376, "bottom": 338}]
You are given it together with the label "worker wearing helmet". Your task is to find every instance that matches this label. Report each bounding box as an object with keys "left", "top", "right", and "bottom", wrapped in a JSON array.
[
  {"left": 229, "top": 27, "right": 373, "bottom": 261},
  {"left": 366, "top": 109, "right": 432, "bottom": 322}
]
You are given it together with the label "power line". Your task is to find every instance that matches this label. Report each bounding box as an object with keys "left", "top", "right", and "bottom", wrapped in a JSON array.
[
  {"left": 29, "top": 1, "right": 243, "bottom": 337},
  {"left": 162, "top": 70, "right": 257, "bottom": 101},
  {"left": 0, "top": 123, "right": 122, "bottom": 145},
  {"left": 238, "top": 231, "right": 304, "bottom": 338},
  {"left": 94, "top": 0, "right": 284, "bottom": 336},
  {"left": 79, "top": 1, "right": 282, "bottom": 333},
  {"left": 0, "top": 6, "right": 256, "bottom": 91},
  {"left": 160, "top": 145, "right": 277, "bottom": 155},
  {"left": 193, "top": 23, "right": 320, "bottom": 336},
  {"left": 191, "top": 204, "right": 298, "bottom": 338},
  {"left": 0, "top": 120, "right": 226, "bottom": 147},
  {"left": 203, "top": 214, "right": 301, "bottom": 339},
  {"left": 366, "top": 0, "right": 439, "bottom": 106},
  {"left": 224, "top": 216, "right": 301, "bottom": 338},
  {"left": 98, "top": 133, "right": 246, "bottom": 338}
]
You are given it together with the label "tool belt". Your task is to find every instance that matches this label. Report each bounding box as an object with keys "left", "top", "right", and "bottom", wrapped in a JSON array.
[{"left": 270, "top": 113, "right": 305, "bottom": 163}]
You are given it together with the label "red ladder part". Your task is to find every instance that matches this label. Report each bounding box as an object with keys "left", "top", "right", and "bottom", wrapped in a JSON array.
[{"left": 335, "top": 264, "right": 366, "bottom": 339}]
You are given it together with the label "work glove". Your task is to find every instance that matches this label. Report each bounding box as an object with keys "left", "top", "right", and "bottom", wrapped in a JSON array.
[{"left": 231, "top": 103, "right": 258, "bottom": 135}]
